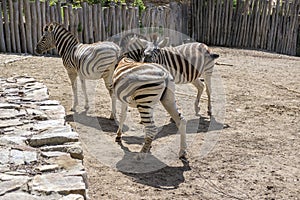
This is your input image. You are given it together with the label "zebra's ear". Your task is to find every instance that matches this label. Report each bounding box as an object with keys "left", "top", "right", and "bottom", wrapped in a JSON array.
[
  {"left": 48, "top": 24, "right": 54, "bottom": 32},
  {"left": 158, "top": 37, "right": 169, "bottom": 48}
]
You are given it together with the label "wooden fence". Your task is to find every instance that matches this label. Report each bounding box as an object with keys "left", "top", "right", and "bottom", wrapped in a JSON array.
[
  {"left": 0, "top": 0, "right": 300, "bottom": 56},
  {"left": 0, "top": 0, "right": 189, "bottom": 55},
  {"left": 191, "top": 0, "right": 300, "bottom": 55}
]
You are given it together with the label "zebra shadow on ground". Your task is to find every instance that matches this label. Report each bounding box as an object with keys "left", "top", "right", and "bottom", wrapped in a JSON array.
[
  {"left": 66, "top": 112, "right": 224, "bottom": 145},
  {"left": 116, "top": 142, "right": 191, "bottom": 189},
  {"left": 120, "top": 116, "right": 223, "bottom": 145},
  {"left": 65, "top": 111, "right": 123, "bottom": 133}
]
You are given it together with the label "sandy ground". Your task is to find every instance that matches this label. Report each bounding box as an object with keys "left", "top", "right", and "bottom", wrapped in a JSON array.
[{"left": 1, "top": 47, "right": 299, "bottom": 200}]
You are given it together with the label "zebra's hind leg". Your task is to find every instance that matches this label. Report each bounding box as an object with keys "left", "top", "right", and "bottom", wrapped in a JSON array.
[
  {"left": 136, "top": 106, "right": 157, "bottom": 160},
  {"left": 192, "top": 78, "right": 205, "bottom": 116},
  {"left": 104, "top": 74, "right": 116, "bottom": 120},
  {"left": 160, "top": 82, "right": 187, "bottom": 159},
  {"left": 116, "top": 103, "right": 128, "bottom": 143},
  {"left": 79, "top": 77, "right": 90, "bottom": 111}
]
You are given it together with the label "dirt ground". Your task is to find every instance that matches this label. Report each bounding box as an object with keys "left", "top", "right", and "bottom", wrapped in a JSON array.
[{"left": 1, "top": 47, "right": 299, "bottom": 200}]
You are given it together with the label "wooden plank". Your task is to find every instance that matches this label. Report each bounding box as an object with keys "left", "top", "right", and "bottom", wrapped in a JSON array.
[
  {"left": 30, "top": 1, "right": 37, "bottom": 54},
  {"left": 36, "top": 0, "right": 42, "bottom": 43},
  {"left": 88, "top": 5, "right": 93, "bottom": 43},
  {"left": 0, "top": 3, "right": 7, "bottom": 52},
  {"left": 290, "top": 0, "right": 300, "bottom": 55},
  {"left": 68, "top": 5, "right": 75, "bottom": 33},
  {"left": 78, "top": 7, "right": 84, "bottom": 43},
  {"left": 56, "top": 1, "right": 62, "bottom": 23},
  {"left": 82, "top": 2, "right": 89, "bottom": 43},
  {"left": 8, "top": 0, "right": 16, "bottom": 52},
  {"left": 109, "top": 4, "right": 115, "bottom": 36},
  {"left": 24, "top": 0, "right": 32, "bottom": 54},
  {"left": 19, "top": 0, "right": 27, "bottom": 52},
  {"left": 40, "top": 1, "right": 46, "bottom": 29},
  {"left": 92, "top": 4, "right": 99, "bottom": 42},
  {"left": 97, "top": 4, "right": 103, "bottom": 41},
  {"left": 227, "top": 0, "right": 234, "bottom": 46},
  {"left": 63, "top": 6, "right": 69, "bottom": 28},
  {"left": 73, "top": 8, "right": 79, "bottom": 40},
  {"left": 274, "top": 0, "right": 282, "bottom": 52},
  {"left": 13, "top": 1, "right": 21, "bottom": 53}
]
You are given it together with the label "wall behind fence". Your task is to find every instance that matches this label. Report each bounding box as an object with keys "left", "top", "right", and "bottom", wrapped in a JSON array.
[
  {"left": 191, "top": 0, "right": 300, "bottom": 56},
  {"left": 0, "top": 0, "right": 299, "bottom": 56}
]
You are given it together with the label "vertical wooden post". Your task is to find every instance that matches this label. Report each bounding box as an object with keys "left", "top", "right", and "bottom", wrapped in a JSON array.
[
  {"left": 36, "top": 0, "right": 42, "bottom": 42},
  {"left": 78, "top": 7, "right": 84, "bottom": 43},
  {"left": 73, "top": 8, "right": 79, "bottom": 39},
  {"left": 56, "top": 0, "right": 62, "bottom": 23},
  {"left": 97, "top": 4, "right": 103, "bottom": 41},
  {"left": 30, "top": 1, "right": 37, "bottom": 54},
  {"left": 0, "top": 3, "right": 7, "bottom": 52},
  {"left": 13, "top": 1, "right": 21, "bottom": 53},
  {"left": 9, "top": 0, "right": 16, "bottom": 52},
  {"left": 63, "top": 6, "right": 69, "bottom": 28},
  {"left": 93, "top": 4, "right": 99, "bottom": 42},
  {"left": 88, "top": 4, "right": 94, "bottom": 43},
  {"left": 19, "top": 0, "right": 27, "bottom": 53},
  {"left": 24, "top": 0, "right": 32, "bottom": 54}
]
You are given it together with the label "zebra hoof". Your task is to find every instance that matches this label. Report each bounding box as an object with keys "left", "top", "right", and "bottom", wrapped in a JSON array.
[
  {"left": 179, "top": 150, "right": 187, "bottom": 160},
  {"left": 109, "top": 113, "right": 115, "bottom": 120},
  {"left": 169, "top": 118, "right": 175, "bottom": 123},
  {"left": 115, "top": 136, "right": 121, "bottom": 143},
  {"left": 135, "top": 152, "right": 147, "bottom": 160}
]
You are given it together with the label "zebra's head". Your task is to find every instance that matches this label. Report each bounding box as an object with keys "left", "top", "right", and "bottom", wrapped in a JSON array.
[
  {"left": 143, "top": 37, "right": 169, "bottom": 62},
  {"left": 200, "top": 43, "right": 219, "bottom": 67},
  {"left": 122, "top": 36, "right": 150, "bottom": 62},
  {"left": 35, "top": 22, "right": 58, "bottom": 54}
]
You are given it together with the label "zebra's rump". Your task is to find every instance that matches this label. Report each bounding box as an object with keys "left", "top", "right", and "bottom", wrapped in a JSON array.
[
  {"left": 75, "top": 42, "right": 120, "bottom": 79},
  {"left": 113, "top": 59, "right": 170, "bottom": 107}
]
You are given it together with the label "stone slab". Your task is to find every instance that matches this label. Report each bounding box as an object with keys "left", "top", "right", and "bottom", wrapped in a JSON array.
[{"left": 28, "top": 131, "right": 79, "bottom": 147}]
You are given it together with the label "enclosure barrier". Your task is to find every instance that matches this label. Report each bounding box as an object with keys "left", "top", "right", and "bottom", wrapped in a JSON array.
[
  {"left": 0, "top": 0, "right": 299, "bottom": 56},
  {"left": 192, "top": 0, "right": 300, "bottom": 55}
]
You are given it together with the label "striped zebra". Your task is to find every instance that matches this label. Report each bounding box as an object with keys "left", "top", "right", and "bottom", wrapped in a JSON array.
[
  {"left": 119, "top": 33, "right": 168, "bottom": 62},
  {"left": 35, "top": 22, "right": 120, "bottom": 119},
  {"left": 113, "top": 57, "right": 187, "bottom": 159},
  {"left": 143, "top": 42, "right": 219, "bottom": 116}
]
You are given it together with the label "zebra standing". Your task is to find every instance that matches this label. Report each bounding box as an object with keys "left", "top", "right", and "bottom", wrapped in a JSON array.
[
  {"left": 35, "top": 22, "right": 120, "bottom": 119},
  {"left": 113, "top": 57, "right": 187, "bottom": 159},
  {"left": 143, "top": 42, "right": 219, "bottom": 116}
]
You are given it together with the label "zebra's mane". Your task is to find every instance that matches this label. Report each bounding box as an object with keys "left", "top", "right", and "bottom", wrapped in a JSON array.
[{"left": 49, "top": 22, "right": 79, "bottom": 44}]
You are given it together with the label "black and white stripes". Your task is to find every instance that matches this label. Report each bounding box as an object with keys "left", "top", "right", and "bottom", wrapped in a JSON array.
[
  {"left": 35, "top": 22, "right": 120, "bottom": 118},
  {"left": 113, "top": 57, "right": 187, "bottom": 159},
  {"left": 144, "top": 42, "right": 219, "bottom": 116}
]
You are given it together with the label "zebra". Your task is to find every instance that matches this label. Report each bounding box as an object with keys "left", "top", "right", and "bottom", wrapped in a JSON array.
[
  {"left": 35, "top": 22, "right": 120, "bottom": 119},
  {"left": 143, "top": 42, "right": 219, "bottom": 116},
  {"left": 113, "top": 57, "right": 187, "bottom": 159},
  {"left": 119, "top": 33, "right": 169, "bottom": 62}
]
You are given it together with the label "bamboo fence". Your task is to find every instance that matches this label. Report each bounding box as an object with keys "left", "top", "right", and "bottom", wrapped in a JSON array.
[{"left": 0, "top": 0, "right": 299, "bottom": 56}]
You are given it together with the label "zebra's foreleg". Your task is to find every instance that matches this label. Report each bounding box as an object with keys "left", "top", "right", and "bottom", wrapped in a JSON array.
[
  {"left": 204, "top": 74, "right": 212, "bottom": 116},
  {"left": 116, "top": 103, "right": 128, "bottom": 142},
  {"left": 68, "top": 72, "right": 79, "bottom": 112},
  {"left": 160, "top": 82, "right": 187, "bottom": 159},
  {"left": 192, "top": 78, "right": 205, "bottom": 116}
]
